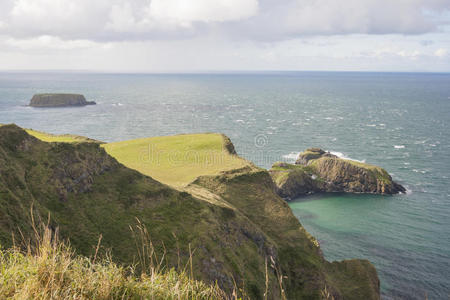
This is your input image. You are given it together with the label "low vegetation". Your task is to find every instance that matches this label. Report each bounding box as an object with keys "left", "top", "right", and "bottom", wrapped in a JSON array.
[
  {"left": 337, "top": 159, "right": 392, "bottom": 183},
  {"left": 270, "top": 162, "right": 324, "bottom": 187},
  {"left": 25, "top": 128, "right": 101, "bottom": 144},
  {"left": 102, "top": 133, "right": 249, "bottom": 187},
  {"left": 0, "top": 123, "right": 100, "bottom": 143},
  {"left": 0, "top": 223, "right": 227, "bottom": 299}
]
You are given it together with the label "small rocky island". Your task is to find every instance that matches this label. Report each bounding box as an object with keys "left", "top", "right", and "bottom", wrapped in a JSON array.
[
  {"left": 29, "top": 93, "right": 96, "bottom": 107},
  {"left": 270, "top": 148, "right": 406, "bottom": 200}
]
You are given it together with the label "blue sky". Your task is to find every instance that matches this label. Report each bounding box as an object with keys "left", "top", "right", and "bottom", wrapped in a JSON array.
[{"left": 0, "top": 0, "right": 449, "bottom": 72}]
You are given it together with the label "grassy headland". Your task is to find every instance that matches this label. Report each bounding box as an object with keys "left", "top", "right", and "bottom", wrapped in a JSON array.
[
  {"left": 0, "top": 124, "right": 381, "bottom": 299},
  {"left": 102, "top": 133, "right": 249, "bottom": 187}
]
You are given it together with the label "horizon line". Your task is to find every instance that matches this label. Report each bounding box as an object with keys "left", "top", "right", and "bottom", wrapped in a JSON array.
[{"left": 1, "top": 69, "right": 450, "bottom": 75}]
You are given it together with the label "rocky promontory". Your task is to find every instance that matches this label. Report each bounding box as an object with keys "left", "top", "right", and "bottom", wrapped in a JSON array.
[
  {"left": 270, "top": 148, "right": 406, "bottom": 200},
  {"left": 29, "top": 93, "right": 96, "bottom": 107}
]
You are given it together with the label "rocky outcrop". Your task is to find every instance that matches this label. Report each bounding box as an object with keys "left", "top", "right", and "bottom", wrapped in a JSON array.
[
  {"left": 271, "top": 148, "right": 405, "bottom": 199},
  {"left": 221, "top": 134, "right": 237, "bottom": 155},
  {"left": 269, "top": 162, "right": 322, "bottom": 199},
  {"left": 296, "top": 148, "right": 336, "bottom": 165},
  {"left": 29, "top": 93, "right": 96, "bottom": 107}
]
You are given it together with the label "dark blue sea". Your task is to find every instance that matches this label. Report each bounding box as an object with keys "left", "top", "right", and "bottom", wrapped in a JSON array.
[{"left": 0, "top": 71, "right": 449, "bottom": 299}]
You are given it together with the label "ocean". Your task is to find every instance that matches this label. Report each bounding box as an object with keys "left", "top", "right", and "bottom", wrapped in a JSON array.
[{"left": 0, "top": 71, "right": 449, "bottom": 299}]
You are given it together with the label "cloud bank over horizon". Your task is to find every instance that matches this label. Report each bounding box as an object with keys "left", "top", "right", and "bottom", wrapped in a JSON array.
[{"left": 0, "top": 0, "right": 449, "bottom": 71}]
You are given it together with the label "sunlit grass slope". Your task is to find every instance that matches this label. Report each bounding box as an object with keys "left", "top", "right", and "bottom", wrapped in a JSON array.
[
  {"left": 0, "top": 124, "right": 100, "bottom": 143},
  {"left": 102, "top": 133, "right": 250, "bottom": 187},
  {"left": 26, "top": 128, "right": 101, "bottom": 143}
]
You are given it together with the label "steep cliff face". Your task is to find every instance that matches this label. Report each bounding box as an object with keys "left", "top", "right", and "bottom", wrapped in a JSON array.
[
  {"left": 0, "top": 125, "right": 380, "bottom": 299},
  {"left": 270, "top": 162, "right": 322, "bottom": 198},
  {"left": 192, "top": 167, "right": 380, "bottom": 300},
  {"left": 271, "top": 148, "right": 405, "bottom": 199},
  {"left": 29, "top": 94, "right": 96, "bottom": 107}
]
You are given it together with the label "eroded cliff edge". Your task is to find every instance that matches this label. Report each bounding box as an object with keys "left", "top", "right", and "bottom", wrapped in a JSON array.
[
  {"left": 270, "top": 148, "right": 406, "bottom": 200},
  {"left": 0, "top": 125, "right": 380, "bottom": 299}
]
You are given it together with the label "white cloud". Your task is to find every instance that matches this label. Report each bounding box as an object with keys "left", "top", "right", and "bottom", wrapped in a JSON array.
[
  {"left": 4, "top": 0, "right": 259, "bottom": 39},
  {"left": 149, "top": 0, "right": 258, "bottom": 24},
  {"left": 106, "top": 2, "right": 147, "bottom": 33},
  {"left": 106, "top": 0, "right": 259, "bottom": 35},
  {"left": 0, "top": 0, "right": 449, "bottom": 41},
  {"left": 1, "top": 33, "right": 450, "bottom": 72},
  {"left": 0, "top": 0, "right": 450, "bottom": 72},
  {"left": 237, "top": 0, "right": 450, "bottom": 40},
  {"left": 368, "top": 47, "right": 422, "bottom": 60},
  {"left": 3, "top": 35, "right": 107, "bottom": 51},
  {"left": 7, "top": 0, "right": 109, "bottom": 38},
  {"left": 434, "top": 48, "right": 448, "bottom": 57}
]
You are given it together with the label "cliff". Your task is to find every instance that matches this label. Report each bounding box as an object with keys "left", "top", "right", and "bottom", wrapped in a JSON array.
[
  {"left": 29, "top": 93, "right": 96, "bottom": 107},
  {"left": 270, "top": 148, "right": 406, "bottom": 199},
  {"left": 191, "top": 167, "right": 380, "bottom": 299},
  {"left": 0, "top": 125, "right": 380, "bottom": 299}
]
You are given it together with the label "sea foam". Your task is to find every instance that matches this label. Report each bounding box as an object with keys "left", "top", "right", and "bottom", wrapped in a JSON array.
[
  {"left": 282, "top": 152, "right": 300, "bottom": 163},
  {"left": 328, "top": 151, "right": 366, "bottom": 163},
  {"left": 281, "top": 150, "right": 366, "bottom": 164}
]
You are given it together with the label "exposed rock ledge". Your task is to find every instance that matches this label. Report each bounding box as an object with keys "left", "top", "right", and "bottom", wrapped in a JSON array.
[
  {"left": 29, "top": 93, "right": 96, "bottom": 107},
  {"left": 270, "top": 148, "right": 406, "bottom": 200}
]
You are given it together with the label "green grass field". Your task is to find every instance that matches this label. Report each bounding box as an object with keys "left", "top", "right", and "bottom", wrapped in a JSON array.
[
  {"left": 0, "top": 124, "right": 99, "bottom": 144},
  {"left": 25, "top": 129, "right": 101, "bottom": 143},
  {"left": 102, "top": 133, "right": 250, "bottom": 187}
]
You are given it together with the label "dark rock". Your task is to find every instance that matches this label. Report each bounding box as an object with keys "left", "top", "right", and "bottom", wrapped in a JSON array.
[
  {"left": 296, "top": 148, "right": 333, "bottom": 165},
  {"left": 29, "top": 93, "right": 96, "bottom": 107},
  {"left": 222, "top": 134, "right": 237, "bottom": 155}
]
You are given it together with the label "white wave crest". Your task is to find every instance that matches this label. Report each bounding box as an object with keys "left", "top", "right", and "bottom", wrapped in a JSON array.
[
  {"left": 394, "top": 145, "right": 405, "bottom": 149},
  {"left": 282, "top": 152, "right": 300, "bottom": 162},
  {"left": 282, "top": 150, "right": 366, "bottom": 164},
  {"left": 328, "top": 151, "right": 366, "bottom": 163}
]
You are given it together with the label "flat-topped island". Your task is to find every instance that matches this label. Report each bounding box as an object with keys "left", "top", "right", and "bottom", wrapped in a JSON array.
[{"left": 29, "top": 93, "right": 96, "bottom": 107}]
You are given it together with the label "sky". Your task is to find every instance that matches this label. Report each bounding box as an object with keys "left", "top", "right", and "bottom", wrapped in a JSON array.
[{"left": 0, "top": 0, "right": 449, "bottom": 72}]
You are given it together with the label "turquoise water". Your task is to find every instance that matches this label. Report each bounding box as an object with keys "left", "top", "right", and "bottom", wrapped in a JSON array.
[{"left": 0, "top": 72, "right": 449, "bottom": 299}]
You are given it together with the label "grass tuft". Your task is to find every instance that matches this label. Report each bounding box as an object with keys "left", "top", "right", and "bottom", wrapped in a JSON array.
[{"left": 0, "top": 224, "right": 227, "bottom": 299}]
